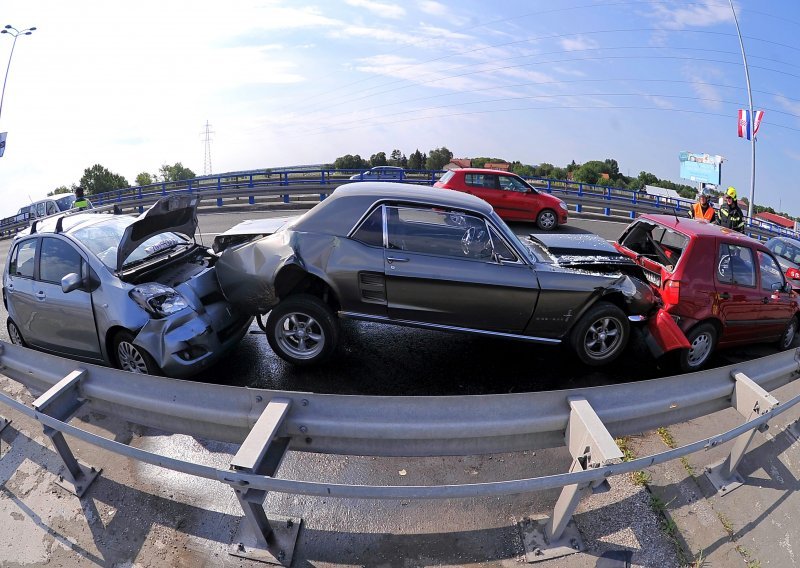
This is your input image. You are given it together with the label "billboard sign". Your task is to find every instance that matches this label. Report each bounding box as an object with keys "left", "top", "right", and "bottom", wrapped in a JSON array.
[{"left": 679, "top": 151, "right": 722, "bottom": 185}]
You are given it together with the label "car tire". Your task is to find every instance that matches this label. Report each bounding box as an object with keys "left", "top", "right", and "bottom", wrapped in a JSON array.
[
  {"left": 570, "top": 302, "right": 630, "bottom": 366},
  {"left": 776, "top": 317, "right": 798, "bottom": 351},
  {"left": 7, "top": 318, "right": 26, "bottom": 347},
  {"left": 678, "top": 323, "right": 717, "bottom": 373},
  {"left": 536, "top": 209, "right": 558, "bottom": 231},
  {"left": 112, "top": 330, "right": 161, "bottom": 375},
  {"left": 265, "top": 294, "right": 339, "bottom": 366}
]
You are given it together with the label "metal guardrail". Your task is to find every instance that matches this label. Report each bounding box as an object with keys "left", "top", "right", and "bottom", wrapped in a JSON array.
[
  {"left": 1, "top": 342, "right": 799, "bottom": 562},
  {"left": 3, "top": 169, "right": 796, "bottom": 242}
]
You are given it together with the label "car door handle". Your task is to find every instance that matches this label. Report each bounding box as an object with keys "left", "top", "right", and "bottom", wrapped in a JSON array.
[
  {"left": 6, "top": 284, "right": 13, "bottom": 293},
  {"left": 762, "top": 296, "right": 771, "bottom": 304},
  {"left": 35, "top": 290, "right": 46, "bottom": 301},
  {"left": 386, "top": 256, "right": 409, "bottom": 264},
  {"left": 718, "top": 292, "right": 730, "bottom": 300}
]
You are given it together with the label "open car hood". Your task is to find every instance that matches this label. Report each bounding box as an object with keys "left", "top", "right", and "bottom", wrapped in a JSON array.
[
  {"left": 527, "top": 232, "right": 644, "bottom": 277},
  {"left": 116, "top": 194, "right": 199, "bottom": 271},
  {"left": 212, "top": 216, "right": 299, "bottom": 253}
]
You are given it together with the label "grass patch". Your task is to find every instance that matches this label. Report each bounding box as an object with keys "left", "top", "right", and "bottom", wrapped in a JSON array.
[
  {"left": 615, "top": 437, "right": 651, "bottom": 485},
  {"left": 649, "top": 494, "right": 691, "bottom": 566}
]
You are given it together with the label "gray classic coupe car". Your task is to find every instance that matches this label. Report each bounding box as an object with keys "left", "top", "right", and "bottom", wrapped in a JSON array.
[{"left": 215, "top": 183, "right": 687, "bottom": 366}]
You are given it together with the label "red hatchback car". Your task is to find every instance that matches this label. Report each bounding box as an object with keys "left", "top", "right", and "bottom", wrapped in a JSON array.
[
  {"left": 615, "top": 214, "right": 799, "bottom": 372},
  {"left": 434, "top": 168, "right": 568, "bottom": 230}
]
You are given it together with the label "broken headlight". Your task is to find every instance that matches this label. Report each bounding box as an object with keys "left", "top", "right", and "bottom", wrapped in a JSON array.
[{"left": 130, "top": 283, "right": 188, "bottom": 318}]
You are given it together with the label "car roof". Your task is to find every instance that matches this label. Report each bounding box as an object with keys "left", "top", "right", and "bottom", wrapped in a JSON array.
[
  {"left": 26, "top": 212, "right": 119, "bottom": 237},
  {"left": 293, "top": 182, "right": 496, "bottom": 234},
  {"left": 639, "top": 214, "right": 763, "bottom": 243},
  {"left": 450, "top": 168, "right": 520, "bottom": 176}
]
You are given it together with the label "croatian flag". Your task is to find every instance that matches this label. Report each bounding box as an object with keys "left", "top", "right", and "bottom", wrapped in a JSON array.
[
  {"left": 738, "top": 109, "right": 750, "bottom": 139},
  {"left": 738, "top": 109, "right": 765, "bottom": 140}
]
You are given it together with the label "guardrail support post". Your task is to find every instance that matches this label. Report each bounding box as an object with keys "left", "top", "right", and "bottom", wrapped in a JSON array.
[
  {"left": 226, "top": 398, "right": 300, "bottom": 566},
  {"left": 31, "top": 369, "right": 101, "bottom": 498},
  {"left": 705, "top": 371, "right": 779, "bottom": 495},
  {"left": 520, "top": 396, "right": 622, "bottom": 562},
  {"left": 0, "top": 414, "right": 9, "bottom": 433}
]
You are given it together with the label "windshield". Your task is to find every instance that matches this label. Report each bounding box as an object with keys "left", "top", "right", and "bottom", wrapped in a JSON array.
[
  {"left": 768, "top": 239, "right": 800, "bottom": 265},
  {"left": 56, "top": 195, "right": 75, "bottom": 211},
  {"left": 72, "top": 216, "right": 190, "bottom": 269}
]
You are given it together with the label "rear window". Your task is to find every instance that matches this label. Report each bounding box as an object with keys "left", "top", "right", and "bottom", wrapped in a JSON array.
[
  {"left": 437, "top": 171, "right": 455, "bottom": 184},
  {"left": 767, "top": 239, "right": 800, "bottom": 265},
  {"left": 617, "top": 221, "right": 690, "bottom": 271}
]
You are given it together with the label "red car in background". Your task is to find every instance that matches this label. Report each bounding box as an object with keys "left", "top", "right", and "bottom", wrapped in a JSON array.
[
  {"left": 434, "top": 168, "right": 568, "bottom": 230},
  {"left": 614, "top": 214, "right": 799, "bottom": 372}
]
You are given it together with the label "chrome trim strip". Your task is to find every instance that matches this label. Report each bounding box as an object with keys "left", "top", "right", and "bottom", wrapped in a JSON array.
[{"left": 339, "top": 311, "right": 561, "bottom": 344}]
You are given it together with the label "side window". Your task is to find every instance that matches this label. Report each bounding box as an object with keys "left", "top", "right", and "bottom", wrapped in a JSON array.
[
  {"left": 487, "top": 225, "right": 518, "bottom": 261},
  {"left": 46, "top": 201, "right": 58, "bottom": 215},
  {"left": 10, "top": 239, "right": 37, "bottom": 278},
  {"left": 717, "top": 244, "right": 755, "bottom": 287},
  {"left": 758, "top": 251, "right": 785, "bottom": 291},
  {"left": 351, "top": 206, "right": 383, "bottom": 247},
  {"left": 386, "top": 206, "right": 493, "bottom": 260},
  {"left": 464, "top": 173, "right": 482, "bottom": 187},
  {"left": 35, "top": 202, "right": 47, "bottom": 218},
  {"left": 39, "top": 237, "right": 83, "bottom": 284},
  {"left": 498, "top": 175, "right": 528, "bottom": 192}
]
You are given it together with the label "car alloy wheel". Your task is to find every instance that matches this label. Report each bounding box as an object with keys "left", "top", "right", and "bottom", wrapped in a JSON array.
[
  {"left": 680, "top": 323, "right": 717, "bottom": 372},
  {"left": 7, "top": 319, "right": 25, "bottom": 346},
  {"left": 113, "top": 330, "right": 161, "bottom": 375},
  {"left": 777, "top": 318, "right": 797, "bottom": 350},
  {"left": 536, "top": 209, "right": 557, "bottom": 231},
  {"left": 570, "top": 302, "right": 630, "bottom": 366},
  {"left": 265, "top": 294, "right": 339, "bottom": 366}
]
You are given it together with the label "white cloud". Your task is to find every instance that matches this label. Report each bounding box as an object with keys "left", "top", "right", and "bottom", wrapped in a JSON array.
[
  {"left": 417, "top": 0, "right": 447, "bottom": 17},
  {"left": 774, "top": 94, "right": 800, "bottom": 119},
  {"left": 648, "top": 0, "right": 733, "bottom": 29},
  {"left": 559, "top": 36, "right": 599, "bottom": 52},
  {"left": 346, "top": 0, "right": 406, "bottom": 19},
  {"left": 641, "top": 94, "right": 675, "bottom": 110},
  {"left": 684, "top": 68, "right": 725, "bottom": 111}
]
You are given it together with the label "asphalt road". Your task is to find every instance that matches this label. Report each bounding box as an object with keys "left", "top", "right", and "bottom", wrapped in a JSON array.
[{"left": 0, "top": 210, "right": 786, "bottom": 396}]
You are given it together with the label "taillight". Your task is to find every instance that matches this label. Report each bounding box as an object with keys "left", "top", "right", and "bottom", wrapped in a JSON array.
[
  {"left": 787, "top": 267, "right": 800, "bottom": 280},
  {"left": 663, "top": 279, "right": 680, "bottom": 305}
]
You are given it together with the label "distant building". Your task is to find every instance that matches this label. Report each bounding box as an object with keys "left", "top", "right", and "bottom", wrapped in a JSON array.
[
  {"left": 644, "top": 185, "right": 682, "bottom": 203},
  {"left": 483, "top": 162, "right": 510, "bottom": 171},
  {"left": 443, "top": 158, "right": 472, "bottom": 170},
  {"left": 756, "top": 211, "right": 797, "bottom": 231}
]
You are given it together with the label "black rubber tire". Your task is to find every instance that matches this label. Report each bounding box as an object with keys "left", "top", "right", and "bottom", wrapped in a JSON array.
[
  {"left": 112, "top": 330, "right": 161, "bottom": 375},
  {"left": 536, "top": 209, "right": 558, "bottom": 231},
  {"left": 7, "top": 318, "right": 26, "bottom": 347},
  {"left": 570, "top": 302, "right": 630, "bottom": 366},
  {"left": 678, "top": 323, "right": 718, "bottom": 373},
  {"left": 265, "top": 294, "right": 339, "bottom": 366},
  {"left": 776, "top": 317, "right": 798, "bottom": 351}
]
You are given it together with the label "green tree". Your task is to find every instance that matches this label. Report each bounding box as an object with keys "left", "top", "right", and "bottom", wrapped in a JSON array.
[
  {"left": 407, "top": 149, "right": 426, "bottom": 170},
  {"left": 79, "top": 164, "right": 129, "bottom": 195},
  {"left": 510, "top": 161, "right": 535, "bottom": 177},
  {"left": 369, "top": 152, "right": 387, "bottom": 167},
  {"left": 388, "top": 149, "right": 406, "bottom": 166},
  {"left": 637, "top": 171, "right": 659, "bottom": 187},
  {"left": 426, "top": 146, "right": 453, "bottom": 170},
  {"left": 333, "top": 154, "right": 369, "bottom": 170},
  {"left": 159, "top": 162, "right": 196, "bottom": 182},
  {"left": 136, "top": 172, "right": 154, "bottom": 186},
  {"left": 47, "top": 185, "right": 71, "bottom": 196}
]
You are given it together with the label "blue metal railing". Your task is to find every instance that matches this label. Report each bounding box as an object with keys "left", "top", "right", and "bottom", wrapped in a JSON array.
[{"left": 2, "top": 168, "right": 796, "bottom": 241}]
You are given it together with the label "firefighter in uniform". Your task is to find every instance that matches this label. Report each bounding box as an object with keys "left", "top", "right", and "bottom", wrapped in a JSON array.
[
  {"left": 688, "top": 190, "right": 716, "bottom": 223},
  {"left": 718, "top": 186, "right": 745, "bottom": 232}
]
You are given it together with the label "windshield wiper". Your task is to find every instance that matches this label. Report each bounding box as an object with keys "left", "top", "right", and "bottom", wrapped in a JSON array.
[{"left": 121, "top": 241, "right": 189, "bottom": 269}]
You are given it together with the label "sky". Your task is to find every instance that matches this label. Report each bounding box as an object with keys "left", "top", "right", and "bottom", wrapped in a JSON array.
[{"left": 1, "top": 0, "right": 800, "bottom": 220}]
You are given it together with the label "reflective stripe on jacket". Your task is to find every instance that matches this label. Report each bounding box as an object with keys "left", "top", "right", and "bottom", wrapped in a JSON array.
[{"left": 719, "top": 203, "right": 745, "bottom": 232}]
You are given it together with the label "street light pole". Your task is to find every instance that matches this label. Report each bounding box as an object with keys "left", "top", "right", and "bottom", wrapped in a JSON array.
[
  {"left": 0, "top": 24, "right": 36, "bottom": 123},
  {"left": 728, "top": 0, "right": 756, "bottom": 218}
]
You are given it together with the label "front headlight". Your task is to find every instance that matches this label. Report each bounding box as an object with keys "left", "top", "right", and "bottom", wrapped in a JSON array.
[
  {"left": 559, "top": 200, "right": 568, "bottom": 211},
  {"left": 130, "top": 283, "right": 189, "bottom": 318}
]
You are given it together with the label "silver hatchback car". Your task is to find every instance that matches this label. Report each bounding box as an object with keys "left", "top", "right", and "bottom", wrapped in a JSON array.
[{"left": 2, "top": 195, "right": 252, "bottom": 378}]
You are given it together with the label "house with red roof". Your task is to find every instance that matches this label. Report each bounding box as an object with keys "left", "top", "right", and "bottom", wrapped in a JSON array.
[{"left": 755, "top": 211, "right": 797, "bottom": 231}]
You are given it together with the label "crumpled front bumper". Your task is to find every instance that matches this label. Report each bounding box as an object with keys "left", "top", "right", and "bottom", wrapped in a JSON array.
[
  {"left": 642, "top": 308, "right": 691, "bottom": 358},
  {"left": 134, "top": 304, "right": 253, "bottom": 379}
]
